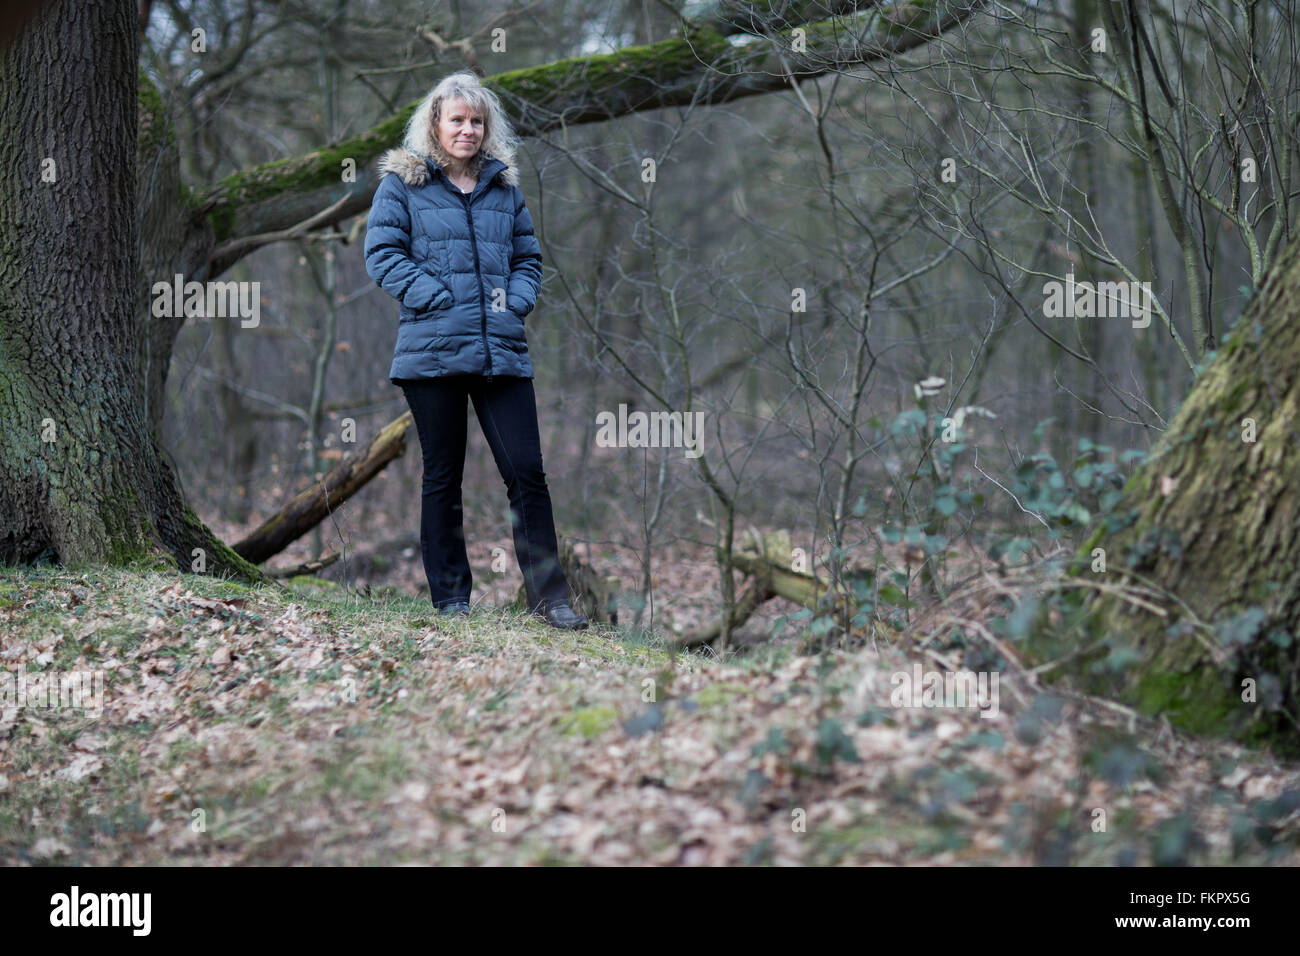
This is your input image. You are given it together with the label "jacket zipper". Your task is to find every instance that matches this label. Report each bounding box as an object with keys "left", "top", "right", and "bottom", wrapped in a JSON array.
[{"left": 458, "top": 190, "right": 493, "bottom": 381}]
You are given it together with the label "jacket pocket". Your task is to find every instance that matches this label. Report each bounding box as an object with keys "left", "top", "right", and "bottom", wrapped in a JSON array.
[
  {"left": 414, "top": 269, "right": 452, "bottom": 313},
  {"left": 506, "top": 293, "right": 533, "bottom": 319},
  {"left": 400, "top": 288, "right": 450, "bottom": 325},
  {"left": 427, "top": 238, "right": 453, "bottom": 285}
]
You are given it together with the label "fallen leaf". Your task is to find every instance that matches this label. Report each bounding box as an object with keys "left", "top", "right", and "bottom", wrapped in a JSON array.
[{"left": 54, "top": 753, "right": 102, "bottom": 783}]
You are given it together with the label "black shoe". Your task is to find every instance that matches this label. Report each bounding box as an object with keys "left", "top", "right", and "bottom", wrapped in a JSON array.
[
  {"left": 537, "top": 601, "right": 588, "bottom": 630},
  {"left": 437, "top": 600, "right": 471, "bottom": 616}
]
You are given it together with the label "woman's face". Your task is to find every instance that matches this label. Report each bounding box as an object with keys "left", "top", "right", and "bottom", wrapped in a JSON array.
[{"left": 437, "top": 96, "right": 484, "bottom": 162}]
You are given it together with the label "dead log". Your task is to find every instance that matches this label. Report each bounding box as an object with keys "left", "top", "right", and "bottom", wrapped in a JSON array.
[
  {"left": 728, "top": 529, "right": 832, "bottom": 609},
  {"left": 268, "top": 553, "right": 342, "bottom": 578},
  {"left": 672, "top": 576, "right": 776, "bottom": 648},
  {"left": 560, "top": 536, "right": 621, "bottom": 625},
  {"left": 675, "top": 529, "right": 818, "bottom": 648},
  {"left": 233, "top": 412, "right": 413, "bottom": 564},
  {"left": 677, "top": 529, "right": 868, "bottom": 648}
]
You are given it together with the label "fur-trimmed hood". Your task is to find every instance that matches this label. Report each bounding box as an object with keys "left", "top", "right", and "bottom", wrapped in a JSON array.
[{"left": 378, "top": 145, "right": 518, "bottom": 189}]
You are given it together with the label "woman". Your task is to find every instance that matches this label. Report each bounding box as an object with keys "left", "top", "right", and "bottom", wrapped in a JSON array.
[{"left": 364, "top": 71, "right": 587, "bottom": 630}]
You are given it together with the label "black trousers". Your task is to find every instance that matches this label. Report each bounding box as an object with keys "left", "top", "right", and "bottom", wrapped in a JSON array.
[{"left": 399, "top": 374, "right": 570, "bottom": 612}]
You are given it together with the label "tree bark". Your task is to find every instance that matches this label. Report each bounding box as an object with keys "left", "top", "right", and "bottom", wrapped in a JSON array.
[
  {"left": 1038, "top": 232, "right": 1300, "bottom": 752},
  {"left": 0, "top": 0, "right": 262, "bottom": 581},
  {"left": 136, "top": 67, "right": 214, "bottom": 434}
]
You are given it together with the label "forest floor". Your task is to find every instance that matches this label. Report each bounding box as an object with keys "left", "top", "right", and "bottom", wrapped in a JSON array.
[{"left": 2, "top": 563, "right": 1299, "bottom": 865}]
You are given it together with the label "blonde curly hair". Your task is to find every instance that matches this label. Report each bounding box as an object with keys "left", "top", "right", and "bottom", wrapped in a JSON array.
[{"left": 401, "top": 71, "right": 521, "bottom": 179}]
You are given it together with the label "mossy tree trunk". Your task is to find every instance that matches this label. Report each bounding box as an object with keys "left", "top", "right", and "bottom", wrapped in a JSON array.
[
  {"left": 1040, "top": 233, "right": 1300, "bottom": 751},
  {"left": 135, "top": 65, "right": 215, "bottom": 435},
  {"left": 0, "top": 0, "right": 263, "bottom": 581}
]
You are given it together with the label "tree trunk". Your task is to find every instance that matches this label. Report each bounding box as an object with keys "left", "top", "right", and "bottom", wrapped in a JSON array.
[
  {"left": 212, "top": 316, "right": 261, "bottom": 524},
  {"left": 0, "top": 0, "right": 261, "bottom": 581},
  {"left": 1037, "top": 232, "right": 1300, "bottom": 753},
  {"left": 136, "top": 66, "right": 214, "bottom": 435}
]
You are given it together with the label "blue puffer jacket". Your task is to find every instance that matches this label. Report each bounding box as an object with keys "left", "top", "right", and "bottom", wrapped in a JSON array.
[{"left": 364, "top": 145, "right": 543, "bottom": 382}]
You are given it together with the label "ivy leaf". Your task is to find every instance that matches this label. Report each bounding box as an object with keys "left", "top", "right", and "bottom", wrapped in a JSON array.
[
  {"left": 815, "top": 718, "right": 860, "bottom": 767},
  {"left": 877, "top": 584, "right": 911, "bottom": 607},
  {"left": 751, "top": 728, "right": 788, "bottom": 758},
  {"left": 1216, "top": 607, "right": 1268, "bottom": 646},
  {"left": 1060, "top": 501, "right": 1091, "bottom": 525}
]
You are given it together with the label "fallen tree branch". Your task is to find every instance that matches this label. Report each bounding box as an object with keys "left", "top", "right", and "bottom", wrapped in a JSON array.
[
  {"left": 672, "top": 576, "right": 776, "bottom": 648},
  {"left": 673, "top": 528, "right": 865, "bottom": 648},
  {"left": 233, "top": 412, "right": 414, "bottom": 564},
  {"left": 728, "top": 528, "right": 851, "bottom": 614},
  {"left": 267, "top": 553, "right": 342, "bottom": 578}
]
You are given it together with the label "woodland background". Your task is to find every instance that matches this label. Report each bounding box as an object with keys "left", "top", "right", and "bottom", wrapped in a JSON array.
[
  {"left": 136, "top": 0, "right": 1274, "bottom": 639},
  {"left": 2, "top": 0, "right": 1300, "bottom": 866}
]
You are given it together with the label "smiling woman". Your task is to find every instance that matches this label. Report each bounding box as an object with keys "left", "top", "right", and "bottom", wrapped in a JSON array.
[
  {"left": 440, "top": 99, "right": 483, "bottom": 194},
  {"left": 363, "top": 71, "right": 588, "bottom": 631}
]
